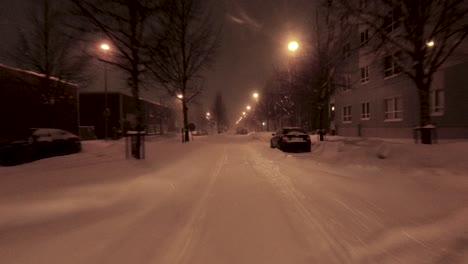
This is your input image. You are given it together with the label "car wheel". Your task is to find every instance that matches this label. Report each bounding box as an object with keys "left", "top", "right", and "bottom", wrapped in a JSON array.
[
  {"left": 278, "top": 141, "right": 284, "bottom": 151},
  {"left": 270, "top": 140, "right": 275, "bottom": 148}
]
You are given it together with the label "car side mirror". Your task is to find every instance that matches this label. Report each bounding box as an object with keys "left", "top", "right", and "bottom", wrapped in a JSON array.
[{"left": 272, "top": 133, "right": 275, "bottom": 136}]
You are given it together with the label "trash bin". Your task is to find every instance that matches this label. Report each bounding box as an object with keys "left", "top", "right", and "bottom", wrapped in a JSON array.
[
  {"left": 126, "top": 131, "right": 146, "bottom": 159},
  {"left": 413, "top": 125, "right": 437, "bottom": 144}
]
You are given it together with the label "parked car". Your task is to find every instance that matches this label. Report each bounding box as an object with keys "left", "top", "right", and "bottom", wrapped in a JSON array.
[
  {"left": 236, "top": 127, "right": 248, "bottom": 135},
  {"left": 193, "top": 129, "right": 208, "bottom": 136},
  {"left": 0, "top": 128, "right": 81, "bottom": 165},
  {"left": 270, "top": 127, "right": 311, "bottom": 152}
]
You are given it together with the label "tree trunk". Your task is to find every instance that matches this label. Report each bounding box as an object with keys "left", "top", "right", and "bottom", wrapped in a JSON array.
[
  {"left": 417, "top": 77, "right": 432, "bottom": 144},
  {"left": 182, "top": 100, "right": 189, "bottom": 142},
  {"left": 418, "top": 87, "right": 432, "bottom": 144},
  {"left": 318, "top": 107, "right": 324, "bottom": 141}
]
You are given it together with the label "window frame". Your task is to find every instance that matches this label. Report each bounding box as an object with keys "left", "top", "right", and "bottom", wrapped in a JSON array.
[
  {"left": 361, "top": 66, "right": 369, "bottom": 84},
  {"left": 343, "top": 42, "right": 351, "bottom": 59},
  {"left": 384, "top": 52, "right": 401, "bottom": 78},
  {"left": 383, "top": 8, "right": 401, "bottom": 34},
  {"left": 342, "top": 105, "right": 352, "bottom": 123},
  {"left": 360, "top": 29, "right": 369, "bottom": 47},
  {"left": 342, "top": 75, "right": 352, "bottom": 92},
  {"left": 430, "top": 89, "right": 445, "bottom": 116},
  {"left": 361, "top": 102, "right": 370, "bottom": 120},
  {"left": 384, "top": 97, "right": 403, "bottom": 121}
]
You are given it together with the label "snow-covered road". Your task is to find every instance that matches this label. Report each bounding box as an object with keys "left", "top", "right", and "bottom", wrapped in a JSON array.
[{"left": 1, "top": 134, "right": 467, "bottom": 263}]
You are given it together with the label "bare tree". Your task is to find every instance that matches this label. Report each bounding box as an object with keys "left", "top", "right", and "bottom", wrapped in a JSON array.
[
  {"left": 211, "top": 91, "right": 228, "bottom": 134},
  {"left": 70, "top": 0, "right": 159, "bottom": 157},
  {"left": 147, "top": 0, "right": 220, "bottom": 142},
  {"left": 336, "top": 0, "right": 468, "bottom": 144},
  {"left": 292, "top": 0, "right": 354, "bottom": 140},
  {"left": 7, "top": 0, "right": 91, "bottom": 125}
]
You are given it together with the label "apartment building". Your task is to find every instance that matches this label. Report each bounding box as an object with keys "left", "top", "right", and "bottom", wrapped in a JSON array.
[{"left": 329, "top": 1, "right": 468, "bottom": 139}]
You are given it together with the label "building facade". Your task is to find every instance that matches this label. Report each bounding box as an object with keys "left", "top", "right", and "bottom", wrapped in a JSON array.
[
  {"left": 0, "top": 64, "right": 79, "bottom": 137},
  {"left": 329, "top": 2, "right": 468, "bottom": 139},
  {"left": 79, "top": 92, "right": 174, "bottom": 139}
]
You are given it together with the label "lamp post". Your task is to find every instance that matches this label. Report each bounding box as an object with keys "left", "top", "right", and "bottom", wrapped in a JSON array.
[
  {"left": 287, "top": 40, "right": 299, "bottom": 126},
  {"left": 100, "top": 43, "right": 110, "bottom": 140}
]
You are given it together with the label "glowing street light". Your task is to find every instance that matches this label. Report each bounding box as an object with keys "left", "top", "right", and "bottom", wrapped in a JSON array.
[
  {"left": 426, "top": 40, "right": 435, "bottom": 48},
  {"left": 206, "top": 112, "right": 210, "bottom": 116},
  {"left": 288, "top": 41, "right": 299, "bottom": 52},
  {"left": 242, "top": 111, "right": 246, "bottom": 116},
  {"left": 177, "top": 94, "right": 183, "bottom": 99},
  {"left": 99, "top": 43, "right": 111, "bottom": 140},
  {"left": 246, "top": 105, "right": 251, "bottom": 110},
  {"left": 253, "top": 92, "right": 259, "bottom": 99},
  {"left": 100, "top": 43, "right": 110, "bottom": 51}
]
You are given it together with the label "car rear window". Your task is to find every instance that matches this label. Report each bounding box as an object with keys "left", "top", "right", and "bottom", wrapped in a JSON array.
[{"left": 284, "top": 128, "right": 306, "bottom": 134}]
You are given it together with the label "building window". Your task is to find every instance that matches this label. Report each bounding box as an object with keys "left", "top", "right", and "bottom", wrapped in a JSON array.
[
  {"left": 360, "top": 0, "right": 367, "bottom": 8},
  {"left": 343, "top": 105, "right": 352, "bottom": 123},
  {"left": 430, "top": 89, "right": 445, "bottom": 115},
  {"left": 343, "top": 42, "right": 351, "bottom": 59},
  {"left": 342, "top": 75, "right": 351, "bottom": 91},
  {"left": 360, "top": 29, "right": 369, "bottom": 47},
  {"left": 384, "top": 52, "right": 401, "bottom": 78},
  {"left": 384, "top": 97, "right": 403, "bottom": 120},
  {"left": 361, "top": 66, "right": 369, "bottom": 84},
  {"left": 383, "top": 8, "right": 401, "bottom": 33},
  {"left": 361, "top": 102, "right": 370, "bottom": 120}
]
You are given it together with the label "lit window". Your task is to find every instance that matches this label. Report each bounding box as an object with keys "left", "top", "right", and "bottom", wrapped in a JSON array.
[
  {"left": 361, "top": 66, "right": 369, "bottom": 83},
  {"left": 343, "top": 105, "right": 352, "bottom": 122},
  {"left": 361, "top": 102, "right": 370, "bottom": 120},
  {"left": 384, "top": 97, "right": 403, "bottom": 120},
  {"left": 430, "top": 89, "right": 445, "bottom": 115},
  {"left": 384, "top": 52, "right": 401, "bottom": 78}
]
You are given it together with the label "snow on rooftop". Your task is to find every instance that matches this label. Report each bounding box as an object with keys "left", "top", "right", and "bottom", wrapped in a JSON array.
[{"left": 0, "top": 63, "right": 78, "bottom": 87}]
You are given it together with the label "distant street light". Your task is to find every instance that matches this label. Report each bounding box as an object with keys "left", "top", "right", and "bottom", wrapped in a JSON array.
[
  {"left": 426, "top": 40, "right": 435, "bottom": 48},
  {"left": 246, "top": 105, "right": 251, "bottom": 110},
  {"left": 242, "top": 112, "right": 246, "bottom": 116},
  {"left": 206, "top": 112, "right": 210, "bottom": 116},
  {"left": 288, "top": 41, "right": 299, "bottom": 52},
  {"left": 253, "top": 92, "right": 259, "bottom": 99},
  {"left": 100, "top": 43, "right": 110, "bottom": 51},
  {"left": 100, "top": 43, "right": 110, "bottom": 140},
  {"left": 177, "top": 94, "right": 183, "bottom": 99}
]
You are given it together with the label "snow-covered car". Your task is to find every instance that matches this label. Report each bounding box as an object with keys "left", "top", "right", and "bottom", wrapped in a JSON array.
[
  {"left": 0, "top": 128, "right": 81, "bottom": 165},
  {"left": 270, "top": 127, "right": 311, "bottom": 152}
]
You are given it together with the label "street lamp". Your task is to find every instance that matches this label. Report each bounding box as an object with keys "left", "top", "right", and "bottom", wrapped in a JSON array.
[
  {"left": 246, "top": 105, "right": 251, "bottom": 110},
  {"left": 100, "top": 43, "right": 110, "bottom": 140},
  {"left": 177, "top": 94, "right": 183, "bottom": 99},
  {"left": 426, "top": 40, "right": 435, "bottom": 48},
  {"left": 242, "top": 111, "right": 246, "bottom": 116},
  {"left": 288, "top": 41, "right": 299, "bottom": 53},
  {"left": 253, "top": 92, "right": 259, "bottom": 99}
]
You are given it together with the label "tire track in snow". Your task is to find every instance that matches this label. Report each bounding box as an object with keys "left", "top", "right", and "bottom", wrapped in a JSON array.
[
  {"left": 246, "top": 148, "right": 352, "bottom": 264},
  {"left": 159, "top": 147, "right": 228, "bottom": 264}
]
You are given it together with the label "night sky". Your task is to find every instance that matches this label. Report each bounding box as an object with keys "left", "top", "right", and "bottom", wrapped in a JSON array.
[{"left": 0, "top": 0, "right": 315, "bottom": 123}]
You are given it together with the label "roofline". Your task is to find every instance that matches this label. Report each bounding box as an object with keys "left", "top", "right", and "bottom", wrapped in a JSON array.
[{"left": 0, "top": 63, "right": 79, "bottom": 87}]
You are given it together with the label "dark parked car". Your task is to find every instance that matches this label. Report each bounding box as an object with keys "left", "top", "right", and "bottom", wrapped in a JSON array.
[
  {"left": 0, "top": 128, "right": 81, "bottom": 165},
  {"left": 270, "top": 127, "right": 311, "bottom": 152},
  {"left": 236, "top": 127, "right": 248, "bottom": 135}
]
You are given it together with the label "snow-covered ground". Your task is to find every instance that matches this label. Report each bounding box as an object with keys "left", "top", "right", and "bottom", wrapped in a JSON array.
[{"left": 0, "top": 133, "right": 467, "bottom": 263}]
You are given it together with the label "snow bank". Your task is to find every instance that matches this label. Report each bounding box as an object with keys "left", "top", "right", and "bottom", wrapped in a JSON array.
[{"left": 249, "top": 132, "right": 468, "bottom": 175}]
